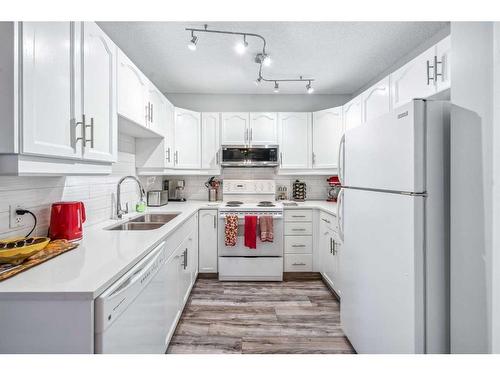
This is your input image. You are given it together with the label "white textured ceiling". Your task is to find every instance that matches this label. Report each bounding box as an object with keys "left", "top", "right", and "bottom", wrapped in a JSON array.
[{"left": 98, "top": 22, "right": 449, "bottom": 95}]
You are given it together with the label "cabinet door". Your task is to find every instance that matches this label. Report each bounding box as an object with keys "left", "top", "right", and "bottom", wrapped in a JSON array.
[
  {"left": 249, "top": 112, "right": 278, "bottom": 145},
  {"left": 279, "top": 112, "right": 311, "bottom": 169},
  {"left": 435, "top": 36, "right": 451, "bottom": 92},
  {"left": 117, "top": 49, "right": 147, "bottom": 126},
  {"left": 164, "top": 101, "right": 175, "bottom": 168},
  {"left": 178, "top": 239, "right": 192, "bottom": 306},
  {"left": 221, "top": 112, "right": 249, "bottom": 146},
  {"left": 342, "top": 97, "right": 363, "bottom": 133},
  {"left": 198, "top": 210, "right": 218, "bottom": 273},
  {"left": 164, "top": 250, "right": 181, "bottom": 345},
  {"left": 390, "top": 45, "right": 436, "bottom": 109},
  {"left": 81, "top": 22, "right": 117, "bottom": 162},
  {"left": 362, "top": 76, "right": 391, "bottom": 123},
  {"left": 332, "top": 238, "right": 342, "bottom": 296},
  {"left": 201, "top": 113, "right": 220, "bottom": 170},
  {"left": 312, "top": 107, "right": 342, "bottom": 169},
  {"left": 147, "top": 84, "right": 167, "bottom": 134},
  {"left": 21, "top": 22, "right": 81, "bottom": 159},
  {"left": 174, "top": 108, "right": 201, "bottom": 169}
]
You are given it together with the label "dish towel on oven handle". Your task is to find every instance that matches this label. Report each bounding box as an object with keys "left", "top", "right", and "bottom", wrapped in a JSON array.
[
  {"left": 259, "top": 215, "right": 274, "bottom": 242},
  {"left": 244, "top": 215, "right": 257, "bottom": 249},
  {"left": 224, "top": 215, "right": 238, "bottom": 247}
]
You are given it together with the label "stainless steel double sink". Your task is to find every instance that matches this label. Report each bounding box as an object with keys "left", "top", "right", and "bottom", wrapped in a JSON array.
[{"left": 106, "top": 213, "right": 179, "bottom": 231}]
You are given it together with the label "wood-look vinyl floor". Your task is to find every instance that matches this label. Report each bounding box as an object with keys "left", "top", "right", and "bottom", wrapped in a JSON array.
[{"left": 167, "top": 279, "right": 355, "bottom": 354}]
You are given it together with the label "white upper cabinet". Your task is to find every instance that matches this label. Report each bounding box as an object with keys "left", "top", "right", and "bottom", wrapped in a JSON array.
[
  {"left": 343, "top": 96, "right": 363, "bottom": 133},
  {"left": 164, "top": 101, "right": 176, "bottom": 169},
  {"left": 278, "top": 112, "right": 311, "bottom": 169},
  {"left": 221, "top": 112, "right": 249, "bottom": 146},
  {"left": 435, "top": 35, "right": 451, "bottom": 92},
  {"left": 81, "top": 22, "right": 117, "bottom": 163},
  {"left": 390, "top": 45, "right": 437, "bottom": 109},
  {"left": 362, "top": 76, "right": 391, "bottom": 123},
  {"left": 21, "top": 22, "right": 81, "bottom": 159},
  {"left": 174, "top": 108, "right": 201, "bottom": 169},
  {"left": 249, "top": 112, "right": 278, "bottom": 145},
  {"left": 146, "top": 84, "right": 167, "bottom": 133},
  {"left": 312, "top": 107, "right": 343, "bottom": 169},
  {"left": 201, "top": 113, "right": 221, "bottom": 170},
  {"left": 117, "top": 49, "right": 147, "bottom": 126}
]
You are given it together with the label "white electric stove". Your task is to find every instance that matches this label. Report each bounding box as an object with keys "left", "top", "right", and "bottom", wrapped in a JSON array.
[{"left": 218, "top": 180, "right": 284, "bottom": 281}]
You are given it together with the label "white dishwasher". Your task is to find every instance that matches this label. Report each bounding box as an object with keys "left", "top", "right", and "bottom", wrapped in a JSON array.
[{"left": 94, "top": 241, "right": 170, "bottom": 354}]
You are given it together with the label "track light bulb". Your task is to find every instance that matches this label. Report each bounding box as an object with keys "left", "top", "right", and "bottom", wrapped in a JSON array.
[
  {"left": 188, "top": 34, "right": 198, "bottom": 51},
  {"left": 255, "top": 77, "right": 262, "bottom": 86},
  {"left": 263, "top": 54, "right": 272, "bottom": 66},
  {"left": 306, "top": 82, "right": 314, "bottom": 94},
  {"left": 235, "top": 36, "right": 248, "bottom": 55},
  {"left": 273, "top": 82, "right": 279, "bottom": 93}
]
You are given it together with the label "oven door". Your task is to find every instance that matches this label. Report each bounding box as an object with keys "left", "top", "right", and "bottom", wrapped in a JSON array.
[{"left": 218, "top": 214, "right": 283, "bottom": 256}]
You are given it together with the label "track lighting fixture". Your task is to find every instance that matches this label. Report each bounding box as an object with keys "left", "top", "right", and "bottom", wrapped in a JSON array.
[
  {"left": 185, "top": 25, "right": 315, "bottom": 92},
  {"left": 235, "top": 35, "right": 248, "bottom": 55},
  {"left": 306, "top": 81, "right": 314, "bottom": 94},
  {"left": 188, "top": 31, "right": 198, "bottom": 51}
]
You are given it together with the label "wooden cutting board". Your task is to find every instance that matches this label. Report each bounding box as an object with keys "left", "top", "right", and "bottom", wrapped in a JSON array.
[{"left": 0, "top": 240, "right": 79, "bottom": 282}]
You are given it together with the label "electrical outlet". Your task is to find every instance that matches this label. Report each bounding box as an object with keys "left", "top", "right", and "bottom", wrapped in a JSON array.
[{"left": 9, "top": 204, "right": 28, "bottom": 229}]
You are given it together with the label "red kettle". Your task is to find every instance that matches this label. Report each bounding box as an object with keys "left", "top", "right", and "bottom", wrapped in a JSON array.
[{"left": 49, "top": 201, "right": 86, "bottom": 241}]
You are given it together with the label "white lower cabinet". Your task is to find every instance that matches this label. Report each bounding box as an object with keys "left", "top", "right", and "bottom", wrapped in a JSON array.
[
  {"left": 284, "top": 209, "right": 313, "bottom": 272},
  {"left": 198, "top": 209, "right": 218, "bottom": 273},
  {"left": 319, "top": 212, "right": 340, "bottom": 296},
  {"left": 164, "top": 248, "right": 182, "bottom": 345}
]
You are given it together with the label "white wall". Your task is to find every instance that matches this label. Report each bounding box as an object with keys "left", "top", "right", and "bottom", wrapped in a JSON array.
[
  {"left": 165, "top": 94, "right": 351, "bottom": 112},
  {"left": 450, "top": 22, "right": 494, "bottom": 353},
  {"left": 0, "top": 134, "right": 141, "bottom": 239}
]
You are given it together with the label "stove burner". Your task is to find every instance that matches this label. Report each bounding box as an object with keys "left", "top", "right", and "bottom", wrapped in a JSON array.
[
  {"left": 257, "top": 201, "right": 276, "bottom": 207},
  {"left": 226, "top": 201, "right": 243, "bottom": 207}
]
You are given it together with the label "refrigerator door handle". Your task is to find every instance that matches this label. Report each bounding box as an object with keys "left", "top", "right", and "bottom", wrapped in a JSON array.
[
  {"left": 337, "top": 188, "right": 344, "bottom": 242},
  {"left": 338, "top": 134, "right": 346, "bottom": 185}
]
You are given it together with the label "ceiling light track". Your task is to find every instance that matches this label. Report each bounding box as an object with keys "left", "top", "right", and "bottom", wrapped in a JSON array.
[{"left": 185, "top": 24, "right": 316, "bottom": 93}]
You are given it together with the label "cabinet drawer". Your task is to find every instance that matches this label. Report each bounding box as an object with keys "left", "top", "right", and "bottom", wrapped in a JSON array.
[
  {"left": 284, "top": 209, "right": 313, "bottom": 222},
  {"left": 284, "top": 236, "right": 312, "bottom": 254},
  {"left": 284, "top": 254, "right": 313, "bottom": 272},
  {"left": 320, "top": 212, "right": 338, "bottom": 232},
  {"left": 285, "top": 222, "right": 313, "bottom": 236}
]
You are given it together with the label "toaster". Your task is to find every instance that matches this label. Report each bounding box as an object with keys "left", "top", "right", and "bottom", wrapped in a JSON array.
[{"left": 146, "top": 190, "right": 169, "bottom": 207}]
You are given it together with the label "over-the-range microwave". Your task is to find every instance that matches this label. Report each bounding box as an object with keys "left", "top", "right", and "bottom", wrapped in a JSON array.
[{"left": 220, "top": 145, "right": 279, "bottom": 167}]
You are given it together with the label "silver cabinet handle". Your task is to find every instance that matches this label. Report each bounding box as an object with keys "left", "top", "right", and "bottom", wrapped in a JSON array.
[
  {"left": 250, "top": 128, "right": 253, "bottom": 142},
  {"left": 292, "top": 262, "right": 306, "bottom": 266},
  {"left": 166, "top": 147, "right": 171, "bottom": 162},
  {"left": 291, "top": 228, "right": 306, "bottom": 231},
  {"left": 330, "top": 237, "right": 333, "bottom": 254},
  {"left": 321, "top": 218, "right": 331, "bottom": 224},
  {"left": 280, "top": 152, "right": 283, "bottom": 166},
  {"left": 332, "top": 240, "right": 337, "bottom": 255},
  {"left": 291, "top": 244, "right": 306, "bottom": 248},
  {"left": 145, "top": 104, "right": 149, "bottom": 124},
  {"left": 182, "top": 248, "right": 188, "bottom": 269},
  {"left": 75, "top": 114, "right": 86, "bottom": 145},
  {"left": 85, "top": 117, "right": 94, "bottom": 148},
  {"left": 175, "top": 151, "right": 179, "bottom": 165},
  {"left": 213, "top": 215, "right": 216, "bottom": 228},
  {"left": 312, "top": 152, "right": 316, "bottom": 165},
  {"left": 433, "top": 55, "right": 443, "bottom": 82},
  {"left": 292, "top": 215, "right": 306, "bottom": 218},
  {"left": 150, "top": 103, "right": 153, "bottom": 123}
]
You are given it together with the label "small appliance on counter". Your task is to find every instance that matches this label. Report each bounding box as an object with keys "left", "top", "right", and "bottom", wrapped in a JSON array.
[
  {"left": 292, "top": 180, "right": 307, "bottom": 201},
  {"left": 48, "top": 201, "right": 86, "bottom": 241},
  {"left": 164, "top": 179, "right": 186, "bottom": 202},
  {"left": 146, "top": 190, "right": 169, "bottom": 207},
  {"left": 327, "top": 175, "right": 341, "bottom": 202},
  {"left": 205, "top": 176, "right": 222, "bottom": 202}
]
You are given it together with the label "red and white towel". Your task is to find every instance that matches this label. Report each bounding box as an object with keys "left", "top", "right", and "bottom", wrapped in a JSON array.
[{"left": 224, "top": 215, "right": 238, "bottom": 247}]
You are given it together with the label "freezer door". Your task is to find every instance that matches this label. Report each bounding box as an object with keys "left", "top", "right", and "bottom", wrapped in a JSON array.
[
  {"left": 344, "top": 100, "right": 425, "bottom": 193},
  {"left": 340, "top": 188, "right": 425, "bottom": 353}
]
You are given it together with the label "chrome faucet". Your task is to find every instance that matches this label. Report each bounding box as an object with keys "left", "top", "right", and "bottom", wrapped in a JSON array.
[{"left": 116, "top": 176, "right": 146, "bottom": 219}]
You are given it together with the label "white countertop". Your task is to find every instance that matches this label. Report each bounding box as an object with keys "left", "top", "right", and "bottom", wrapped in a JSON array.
[{"left": 0, "top": 200, "right": 335, "bottom": 299}]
